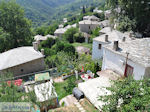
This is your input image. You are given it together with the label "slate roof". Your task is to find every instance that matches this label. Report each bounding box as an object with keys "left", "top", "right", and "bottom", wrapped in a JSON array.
[
  {"left": 104, "top": 38, "right": 150, "bottom": 67},
  {"left": 0, "top": 47, "right": 44, "bottom": 70},
  {"left": 79, "top": 20, "right": 100, "bottom": 25},
  {"left": 34, "top": 34, "right": 56, "bottom": 41},
  {"left": 54, "top": 28, "right": 67, "bottom": 34},
  {"left": 99, "top": 27, "right": 112, "bottom": 34},
  {"left": 94, "top": 30, "right": 132, "bottom": 43}
]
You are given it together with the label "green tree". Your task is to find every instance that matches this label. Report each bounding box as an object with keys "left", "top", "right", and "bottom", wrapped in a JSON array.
[
  {"left": 0, "top": 0, "right": 32, "bottom": 52},
  {"left": 100, "top": 76, "right": 150, "bottom": 112},
  {"left": 0, "top": 27, "right": 10, "bottom": 52},
  {"left": 82, "top": 6, "right": 86, "bottom": 14},
  {"left": 63, "top": 28, "right": 78, "bottom": 43},
  {"left": 36, "top": 26, "right": 47, "bottom": 36},
  {"left": 45, "top": 24, "right": 58, "bottom": 35},
  {"left": 106, "top": 0, "right": 150, "bottom": 36}
]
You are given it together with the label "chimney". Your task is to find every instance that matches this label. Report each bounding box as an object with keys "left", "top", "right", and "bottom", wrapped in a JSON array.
[
  {"left": 32, "top": 42, "right": 38, "bottom": 51},
  {"left": 129, "top": 32, "right": 132, "bottom": 38},
  {"left": 113, "top": 41, "right": 119, "bottom": 51},
  {"left": 41, "top": 49, "right": 44, "bottom": 55},
  {"left": 105, "top": 35, "right": 109, "bottom": 42},
  {"left": 122, "top": 37, "right": 126, "bottom": 42}
]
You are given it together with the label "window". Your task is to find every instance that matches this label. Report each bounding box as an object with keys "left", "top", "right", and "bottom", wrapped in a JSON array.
[
  {"left": 21, "top": 69, "right": 24, "bottom": 72},
  {"left": 98, "top": 44, "right": 102, "bottom": 49}
]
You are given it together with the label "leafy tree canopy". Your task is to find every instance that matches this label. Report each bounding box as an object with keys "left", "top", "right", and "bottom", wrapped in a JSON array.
[
  {"left": 106, "top": 0, "right": 150, "bottom": 36},
  {"left": 100, "top": 76, "right": 150, "bottom": 112},
  {"left": 0, "top": 0, "right": 33, "bottom": 52}
]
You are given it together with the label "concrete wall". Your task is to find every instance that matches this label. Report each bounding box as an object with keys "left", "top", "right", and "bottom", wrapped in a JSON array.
[
  {"left": 2, "top": 58, "right": 45, "bottom": 77},
  {"left": 79, "top": 24, "right": 99, "bottom": 33},
  {"left": 102, "top": 48, "right": 146, "bottom": 80}
]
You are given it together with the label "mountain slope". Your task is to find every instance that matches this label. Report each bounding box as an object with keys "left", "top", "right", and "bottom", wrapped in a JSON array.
[
  {"left": 16, "top": 0, "right": 75, "bottom": 26},
  {"left": 16, "top": 0, "right": 105, "bottom": 27}
]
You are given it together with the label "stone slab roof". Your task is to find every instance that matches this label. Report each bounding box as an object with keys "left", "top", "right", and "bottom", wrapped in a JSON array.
[
  {"left": 0, "top": 47, "right": 44, "bottom": 70},
  {"left": 94, "top": 30, "right": 132, "bottom": 43},
  {"left": 79, "top": 20, "right": 100, "bottom": 25},
  {"left": 34, "top": 34, "right": 56, "bottom": 41},
  {"left": 104, "top": 38, "right": 150, "bottom": 67},
  {"left": 54, "top": 28, "right": 67, "bottom": 34},
  {"left": 99, "top": 27, "right": 112, "bottom": 34}
]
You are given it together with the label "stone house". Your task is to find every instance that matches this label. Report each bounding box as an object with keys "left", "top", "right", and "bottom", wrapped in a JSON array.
[
  {"left": 79, "top": 20, "right": 100, "bottom": 33},
  {"left": 0, "top": 46, "right": 45, "bottom": 76},
  {"left": 102, "top": 38, "right": 150, "bottom": 80},
  {"left": 92, "top": 30, "right": 132, "bottom": 60},
  {"left": 54, "top": 28, "right": 67, "bottom": 38},
  {"left": 34, "top": 34, "right": 56, "bottom": 44},
  {"left": 54, "top": 24, "right": 76, "bottom": 38},
  {"left": 83, "top": 15, "right": 100, "bottom": 21}
]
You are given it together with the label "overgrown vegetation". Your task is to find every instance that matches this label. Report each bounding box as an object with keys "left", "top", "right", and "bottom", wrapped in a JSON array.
[
  {"left": 106, "top": 0, "right": 150, "bottom": 36},
  {"left": 100, "top": 76, "right": 150, "bottom": 112},
  {"left": 54, "top": 75, "right": 77, "bottom": 101}
]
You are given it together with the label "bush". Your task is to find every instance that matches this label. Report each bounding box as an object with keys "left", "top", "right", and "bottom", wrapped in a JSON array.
[
  {"left": 39, "top": 38, "right": 56, "bottom": 49},
  {"left": 45, "top": 55, "right": 58, "bottom": 68},
  {"left": 99, "top": 76, "right": 150, "bottom": 112},
  {"left": 55, "top": 41, "right": 75, "bottom": 54},
  {"left": 74, "top": 32, "right": 85, "bottom": 43},
  {"left": 63, "top": 28, "right": 78, "bottom": 43},
  {"left": 43, "top": 48, "right": 56, "bottom": 57},
  {"left": 63, "top": 43, "right": 75, "bottom": 54}
]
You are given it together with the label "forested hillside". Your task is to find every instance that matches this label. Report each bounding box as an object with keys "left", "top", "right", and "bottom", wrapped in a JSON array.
[{"left": 15, "top": 0, "right": 105, "bottom": 27}]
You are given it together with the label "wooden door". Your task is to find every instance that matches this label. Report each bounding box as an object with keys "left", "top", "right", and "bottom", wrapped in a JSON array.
[{"left": 124, "top": 64, "right": 134, "bottom": 77}]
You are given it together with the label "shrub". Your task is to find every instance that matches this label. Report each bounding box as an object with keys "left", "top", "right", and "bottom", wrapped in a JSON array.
[
  {"left": 99, "top": 76, "right": 150, "bottom": 112},
  {"left": 63, "top": 28, "right": 78, "bottom": 43},
  {"left": 74, "top": 32, "right": 85, "bottom": 43},
  {"left": 45, "top": 55, "right": 58, "bottom": 68},
  {"left": 39, "top": 38, "right": 56, "bottom": 49}
]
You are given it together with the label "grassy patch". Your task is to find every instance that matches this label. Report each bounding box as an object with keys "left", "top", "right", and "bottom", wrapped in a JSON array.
[
  {"left": 80, "top": 98, "right": 99, "bottom": 112},
  {"left": 72, "top": 42, "right": 92, "bottom": 49},
  {"left": 54, "top": 75, "right": 77, "bottom": 101}
]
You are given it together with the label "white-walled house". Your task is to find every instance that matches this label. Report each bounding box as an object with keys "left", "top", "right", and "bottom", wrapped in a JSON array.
[
  {"left": 92, "top": 30, "right": 132, "bottom": 60},
  {"left": 79, "top": 20, "right": 100, "bottom": 33},
  {"left": 102, "top": 38, "right": 150, "bottom": 80}
]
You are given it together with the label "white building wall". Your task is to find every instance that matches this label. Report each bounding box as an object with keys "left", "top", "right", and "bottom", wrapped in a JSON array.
[
  {"left": 92, "top": 40, "right": 110, "bottom": 60},
  {"left": 102, "top": 48, "right": 146, "bottom": 80},
  {"left": 92, "top": 40, "right": 103, "bottom": 60}
]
